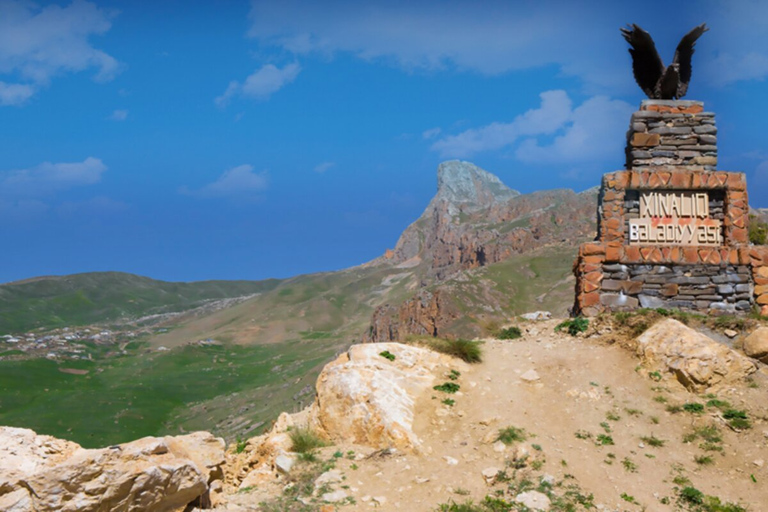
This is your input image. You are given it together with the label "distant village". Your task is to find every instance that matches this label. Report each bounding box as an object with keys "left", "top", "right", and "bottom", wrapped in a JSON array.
[{"left": 0, "top": 326, "right": 155, "bottom": 361}]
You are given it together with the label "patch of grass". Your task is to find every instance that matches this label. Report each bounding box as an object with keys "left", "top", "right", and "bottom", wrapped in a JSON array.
[
  {"left": 555, "top": 317, "right": 589, "bottom": 336},
  {"left": 654, "top": 395, "right": 668, "bottom": 403},
  {"left": 606, "top": 411, "right": 621, "bottom": 421},
  {"left": 447, "top": 369, "right": 461, "bottom": 380},
  {"left": 496, "top": 426, "right": 527, "bottom": 444},
  {"left": 235, "top": 438, "right": 248, "bottom": 454},
  {"left": 497, "top": 326, "right": 522, "bottom": 340},
  {"left": 430, "top": 339, "right": 483, "bottom": 363},
  {"left": 289, "top": 426, "right": 326, "bottom": 453},
  {"left": 434, "top": 382, "right": 460, "bottom": 394},
  {"left": 621, "top": 492, "right": 638, "bottom": 504},
  {"left": 650, "top": 416, "right": 660, "bottom": 424},
  {"left": 723, "top": 409, "right": 751, "bottom": 430},
  {"left": 442, "top": 398, "right": 455, "bottom": 407},
  {"left": 379, "top": 350, "right": 396, "bottom": 361},
  {"left": 649, "top": 370, "right": 663, "bottom": 382},
  {"left": 666, "top": 404, "right": 683, "bottom": 414},
  {"left": 625, "top": 408, "right": 643, "bottom": 416},
  {"left": 683, "top": 403, "right": 705, "bottom": 414},
  {"left": 599, "top": 422, "right": 611, "bottom": 433},
  {"left": 706, "top": 399, "right": 731, "bottom": 410},
  {"left": 622, "top": 457, "right": 637, "bottom": 472},
  {"left": 641, "top": 434, "right": 666, "bottom": 447},
  {"left": 695, "top": 455, "right": 714, "bottom": 465},
  {"left": 574, "top": 430, "right": 592, "bottom": 440},
  {"left": 596, "top": 434, "right": 614, "bottom": 446}
]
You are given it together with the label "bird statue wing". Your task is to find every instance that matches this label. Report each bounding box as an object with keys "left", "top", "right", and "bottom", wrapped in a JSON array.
[
  {"left": 672, "top": 23, "right": 708, "bottom": 98},
  {"left": 621, "top": 24, "right": 664, "bottom": 98}
]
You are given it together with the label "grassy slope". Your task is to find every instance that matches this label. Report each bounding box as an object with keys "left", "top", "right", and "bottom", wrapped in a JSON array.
[{"left": 0, "top": 271, "right": 282, "bottom": 334}]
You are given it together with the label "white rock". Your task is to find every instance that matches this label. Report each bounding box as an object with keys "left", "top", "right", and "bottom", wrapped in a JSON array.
[
  {"left": 314, "top": 469, "right": 343, "bottom": 488},
  {"left": 321, "top": 490, "right": 348, "bottom": 503},
  {"left": 520, "top": 369, "right": 541, "bottom": 382},
  {"left": 521, "top": 311, "right": 552, "bottom": 321},
  {"left": 443, "top": 456, "right": 459, "bottom": 466},
  {"left": 724, "top": 329, "right": 739, "bottom": 339},
  {"left": 493, "top": 441, "right": 506, "bottom": 453},
  {"left": 275, "top": 453, "right": 295, "bottom": 474},
  {"left": 481, "top": 467, "right": 501, "bottom": 483},
  {"left": 516, "top": 490, "right": 551, "bottom": 511},
  {"left": 754, "top": 459, "right": 764, "bottom": 468},
  {"left": 372, "top": 496, "right": 387, "bottom": 506}
]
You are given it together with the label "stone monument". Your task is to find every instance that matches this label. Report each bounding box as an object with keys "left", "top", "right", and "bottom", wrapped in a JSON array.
[{"left": 573, "top": 99, "right": 768, "bottom": 316}]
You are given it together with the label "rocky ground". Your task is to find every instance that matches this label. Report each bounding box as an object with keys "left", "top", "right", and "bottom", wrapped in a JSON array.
[
  {"left": 4, "top": 315, "right": 768, "bottom": 512},
  {"left": 216, "top": 318, "right": 768, "bottom": 511}
]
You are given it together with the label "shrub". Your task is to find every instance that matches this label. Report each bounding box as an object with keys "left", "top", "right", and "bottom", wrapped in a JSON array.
[
  {"left": 596, "top": 434, "right": 614, "bottom": 446},
  {"left": 555, "top": 317, "right": 589, "bottom": 336},
  {"left": 641, "top": 435, "right": 666, "bottom": 447},
  {"left": 496, "top": 426, "right": 527, "bottom": 444},
  {"left": 749, "top": 214, "right": 768, "bottom": 245},
  {"left": 497, "top": 326, "right": 522, "bottom": 340},
  {"left": 235, "top": 438, "right": 248, "bottom": 454},
  {"left": 680, "top": 486, "right": 704, "bottom": 505},
  {"left": 434, "top": 382, "right": 460, "bottom": 394},
  {"left": 683, "top": 402, "right": 705, "bottom": 414},
  {"left": 289, "top": 427, "right": 326, "bottom": 453},
  {"left": 379, "top": 350, "right": 396, "bottom": 361},
  {"left": 431, "top": 339, "right": 483, "bottom": 363}
]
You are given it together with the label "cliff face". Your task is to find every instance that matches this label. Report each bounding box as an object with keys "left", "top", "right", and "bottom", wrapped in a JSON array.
[
  {"left": 368, "top": 161, "right": 598, "bottom": 342},
  {"left": 391, "top": 161, "right": 596, "bottom": 281}
]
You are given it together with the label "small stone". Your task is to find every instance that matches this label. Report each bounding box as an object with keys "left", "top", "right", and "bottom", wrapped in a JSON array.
[
  {"left": 493, "top": 441, "right": 506, "bottom": 453},
  {"left": 754, "top": 460, "right": 765, "bottom": 468},
  {"left": 482, "top": 467, "right": 501, "bottom": 483},
  {"left": 415, "top": 477, "right": 430, "bottom": 484},
  {"left": 321, "top": 490, "right": 348, "bottom": 503},
  {"left": 516, "top": 490, "right": 552, "bottom": 511},
  {"left": 724, "top": 329, "right": 738, "bottom": 339},
  {"left": 521, "top": 369, "right": 541, "bottom": 382},
  {"left": 444, "top": 456, "right": 459, "bottom": 465},
  {"left": 372, "top": 496, "right": 387, "bottom": 506}
]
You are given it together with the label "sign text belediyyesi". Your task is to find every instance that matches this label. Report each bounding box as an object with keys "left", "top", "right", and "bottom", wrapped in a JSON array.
[{"left": 628, "top": 191, "right": 722, "bottom": 245}]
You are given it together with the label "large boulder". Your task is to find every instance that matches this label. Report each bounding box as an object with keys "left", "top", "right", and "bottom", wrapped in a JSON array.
[
  {"left": 309, "top": 342, "right": 456, "bottom": 452},
  {"left": 743, "top": 327, "right": 768, "bottom": 363},
  {"left": 636, "top": 319, "right": 756, "bottom": 392},
  {"left": 0, "top": 427, "right": 225, "bottom": 512}
]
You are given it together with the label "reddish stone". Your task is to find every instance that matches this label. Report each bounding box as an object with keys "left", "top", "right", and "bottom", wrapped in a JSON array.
[
  {"left": 584, "top": 255, "right": 604, "bottom": 264},
  {"left": 682, "top": 104, "right": 703, "bottom": 114},
  {"left": 707, "top": 250, "right": 721, "bottom": 265},
  {"left": 581, "top": 292, "right": 600, "bottom": 307},
  {"left": 755, "top": 285, "right": 768, "bottom": 296},
  {"left": 669, "top": 172, "right": 691, "bottom": 188},
  {"left": 755, "top": 276, "right": 768, "bottom": 286},
  {"left": 649, "top": 248, "right": 664, "bottom": 263},
  {"left": 630, "top": 172, "right": 642, "bottom": 188},
  {"left": 602, "top": 190, "right": 617, "bottom": 202},
  {"left": 683, "top": 247, "right": 700, "bottom": 264},
  {"left": 614, "top": 172, "right": 630, "bottom": 189},
  {"left": 583, "top": 263, "right": 600, "bottom": 273},
  {"left": 581, "top": 243, "right": 606, "bottom": 256},
  {"left": 669, "top": 247, "right": 681, "bottom": 262},
  {"left": 585, "top": 271, "right": 603, "bottom": 283},
  {"left": 640, "top": 247, "right": 654, "bottom": 261},
  {"left": 624, "top": 246, "right": 641, "bottom": 262},
  {"left": 640, "top": 171, "right": 652, "bottom": 187},
  {"left": 583, "top": 280, "right": 600, "bottom": 293},
  {"left": 657, "top": 171, "right": 671, "bottom": 185},
  {"left": 757, "top": 266, "right": 768, "bottom": 278},
  {"left": 758, "top": 294, "right": 768, "bottom": 306},
  {"left": 648, "top": 172, "right": 662, "bottom": 188},
  {"left": 726, "top": 172, "right": 746, "bottom": 191},
  {"left": 623, "top": 281, "right": 644, "bottom": 294},
  {"left": 605, "top": 246, "right": 622, "bottom": 262},
  {"left": 761, "top": 305, "right": 768, "bottom": 317},
  {"left": 698, "top": 249, "right": 713, "bottom": 263},
  {"left": 714, "top": 172, "right": 728, "bottom": 186},
  {"left": 728, "top": 249, "right": 740, "bottom": 265},
  {"left": 739, "top": 247, "right": 752, "bottom": 265}
]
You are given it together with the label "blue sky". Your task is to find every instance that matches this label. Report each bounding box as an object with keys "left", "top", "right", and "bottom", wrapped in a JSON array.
[{"left": 1, "top": 0, "right": 767, "bottom": 283}]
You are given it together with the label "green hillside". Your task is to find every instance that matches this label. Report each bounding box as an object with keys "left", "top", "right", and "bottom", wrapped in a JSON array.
[{"left": 0, "top": 272, "right": 282, "bottom": 333}]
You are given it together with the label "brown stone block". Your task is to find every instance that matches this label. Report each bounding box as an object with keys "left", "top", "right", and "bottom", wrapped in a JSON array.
[
  {"left": 683, "top": 247, "right": 700, "bottom": 264},
  {"left": 584, "top": 255, "right": 605, "bottom": 264},
  {"left": 581, "top": 292, "right": 600, "bottom": 307},
  {"left": 630, "top": 172, "right": 641, "bottom": 188},
  {"left": 757, "top": 266, "right": 768, "bottom": 278},
  {"left": 739, "top": 246, "right": 752, "bottom": 265},
  {"left": 755, "top": 277, "right": 768, "bottom": 286},
  {"left": 670, "top": 172, "right": 691, "bottom": 188},
  {"left": 730, "top": 200, "right": 746, "bottom": 211},
  {"left": 707, "top": 250, "right": 721, "bottom": 265},
  {"left": 761, "top": 305, "right": 768, "bottom": 317},
  {"left": 581, "top": 243, "right": 606, "bottom": 256},
  {"left": 631, "top": 132, "right": 660, "bottom": 147},
  {"left": 583, "top": 263, "right": 600, "bottom": 273},
  {"left": 661, "top": 283, "right": 679, "bottom": 297},
  {"left": 649, "top": 247, "right": 664, "bottom": 263},
  {"left": 719, "top": 249, "right": 730, "bottom": 263},
  {"left": 648, "top": 172, "right": 662, "bottom": 188},
  {"left": 755, "top": 284, "right": 768, "bottom": 296},
  {"left": 670, "top": 247, "right": 682, "bottom": 262},
  {"left": 623, "top": 281, "right": 644, "bottom": 294},
  {"left": 732, "top": 228, "right": 748, "bottom": 245},
  {"left": 758, "top": 294, "right": 768, "bottom": 306},
  {"left": 726, "top": 173, "right": 746, "bottom": 191},
  {"left": 682, "top": 104, "right": 703, "bottom": 114},
  {"left": 614, "top": 172, "right": 630, "bottom": 189},
  {"left": 605, "top": 218, "right": 621, "bottom": 231},
  {"left": 640, "top": 171, "right": 651, "bottom": 187},
  {"left": 602, "top": 189, "right": 617, "bottom": 202},
  {"left": 714, "top": 172, "right": 728, "bottom": 186},
  {"left": 625, "top": 246, "right": 642, "bottom": 262},
  {"left": 698, "top": 248, "right": 713, "bottom": 263},
  {"left": 583, "top": 280, "right": 601, "bottom": 293},
  {"left": 605, "top": 246, "right": 622, "bottom": 262},
  {"left": 691, "top": 173, "right": 702, "bottom": 188},
  {"left": 585, "top": 271, "right": 604, "bottom": 283},
  {"left": 728, "top": 249, "right": 740, "bottom": 265},
  {"left": 640, "top": 247, "right": 654, "bottom": 261},
  {"left": 661, "top": 247, "right": 671, "bottom": 259}
]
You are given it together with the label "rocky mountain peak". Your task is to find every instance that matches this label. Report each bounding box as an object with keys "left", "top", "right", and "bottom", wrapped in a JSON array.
[{"left": 434, "top": 160, "right": 519, "bottom": 213}]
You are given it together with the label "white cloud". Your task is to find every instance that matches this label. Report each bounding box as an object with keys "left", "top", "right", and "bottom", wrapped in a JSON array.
[
  {"left": 182, "top": 164, "right": 269, "bottom": 198},
  {"left": 515, "top": 95, "right": 634, "bottom": 163},
  {"left": 216, "top": 63, "right": 301, "bottom": 106},
  {"left": 109, "top": 109, "right": 128, "bottom": 121},
  {"left": 0, "top": 0, "right": 119, "bottom": 104},
  {"left": 247, "top": 1, "right": 633, "bottom": 92},
  {"left": 313, "top": 161, "right": 335, "bottom": 173},
  {"left": 0, "top": 81, "right": 34, "bottom": 105},
  {"left": 422, "top": 127, "right": 441, "bottom": 140},
  {"left": 431, "top": 90, "right": 573, "bottom": 157},
  {"left": 0, "top": 157, "right": 106, "bottom": 197}
]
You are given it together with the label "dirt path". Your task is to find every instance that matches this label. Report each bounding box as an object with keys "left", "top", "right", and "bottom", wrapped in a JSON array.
[{"left": 225, "top": 319, "right": 768, "bottom": 511}]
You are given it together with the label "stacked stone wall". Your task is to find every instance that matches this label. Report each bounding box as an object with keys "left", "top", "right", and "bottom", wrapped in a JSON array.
[
  {"left": 574, "top": 99, "right": 767, "bottom": 317},
  {"left": 627, "top": 101, "right": 717, "bottom": 170}
]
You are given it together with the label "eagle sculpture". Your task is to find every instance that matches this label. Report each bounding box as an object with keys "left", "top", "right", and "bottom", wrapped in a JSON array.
[{"left": 621, "top": 23, "right": 708, "bottom": 99}]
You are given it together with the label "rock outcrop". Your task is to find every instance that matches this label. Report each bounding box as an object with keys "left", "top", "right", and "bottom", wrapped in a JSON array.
[
  {"left": 743, "top": 326, "right": 768, "bottom": 363},
  {"left": 366, "top": 289, "right": 460, "bottom": 343},
  {"left": 636, "top": 319, "right": 756, "bottom": 391},
  {"left": 0, "top": 427, "right": 225, "bottom": 512},
  {"left": 308, "top": 343, "right": 456, "bottom": 451}
]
